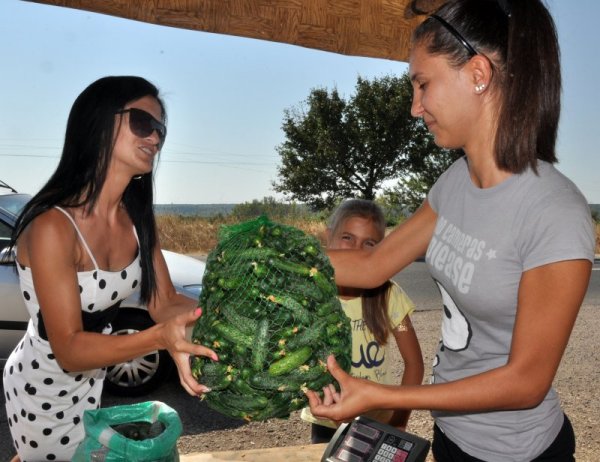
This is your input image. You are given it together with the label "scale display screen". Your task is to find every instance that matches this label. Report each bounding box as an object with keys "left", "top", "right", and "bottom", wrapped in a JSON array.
[{"left": 321, "top": 416, "right": 430, "bottom": 462}]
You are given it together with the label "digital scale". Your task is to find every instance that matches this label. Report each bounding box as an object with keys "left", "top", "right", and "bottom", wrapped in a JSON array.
[{"left": 321, "top": 416, "right": 431, "bottom": 462}]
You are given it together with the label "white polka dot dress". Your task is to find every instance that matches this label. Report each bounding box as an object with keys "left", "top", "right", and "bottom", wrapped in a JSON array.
[{"left": 3, "top": 207, "right": 142, "bottom": 461}]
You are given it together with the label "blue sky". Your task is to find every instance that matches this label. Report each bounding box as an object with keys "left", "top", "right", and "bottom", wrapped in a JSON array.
[{"left": 1, "top": 0, "right": 599, "bottom": 204}]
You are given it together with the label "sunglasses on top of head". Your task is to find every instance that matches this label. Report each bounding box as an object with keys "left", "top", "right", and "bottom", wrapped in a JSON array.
[{"left": 116, "top": 108, "right": 167, "bottom": 145}]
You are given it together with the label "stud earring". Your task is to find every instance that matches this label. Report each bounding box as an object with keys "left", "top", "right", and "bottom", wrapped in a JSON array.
[{"left": 475, "top": 83, "right": 486, "bottom": 93}]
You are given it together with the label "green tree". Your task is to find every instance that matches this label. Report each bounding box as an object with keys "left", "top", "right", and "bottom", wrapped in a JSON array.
[
  {"left": 381, "top": 148, "right": 462, "bottom": 214},
  {"left": 273, "top": 73, "right": 448, "bottom": 210}
]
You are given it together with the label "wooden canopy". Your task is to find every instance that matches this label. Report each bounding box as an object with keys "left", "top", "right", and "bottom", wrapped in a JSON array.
[{"left": 29, "top": 0, "right": 445, "bottom": 62}]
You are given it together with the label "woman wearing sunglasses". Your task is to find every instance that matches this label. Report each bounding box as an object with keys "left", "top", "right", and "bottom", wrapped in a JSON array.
[
  {"left": 3, "top": 76, "right": 217, "bottom": 461},
  {"left": 307, "top": 1, "right": 595, "bottom": 461}
]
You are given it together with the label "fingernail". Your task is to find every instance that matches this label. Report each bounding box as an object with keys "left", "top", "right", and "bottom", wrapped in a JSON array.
[
  {"left": 195, "top": 307, "right": 202, "bottom": 316},
  {"left": 202, "top": 386, "right": 211, "bottom": 393}
]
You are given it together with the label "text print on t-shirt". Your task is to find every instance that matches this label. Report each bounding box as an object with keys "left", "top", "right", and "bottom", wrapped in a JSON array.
[
  {"left": 351, "top": 318, "right": 387, "bottom": 382},
  {"left": 426, "top": 215, "right": 490, "bottom": 294}
]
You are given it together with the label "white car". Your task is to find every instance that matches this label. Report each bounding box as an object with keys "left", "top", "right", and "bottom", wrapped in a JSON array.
[{"left": 0, "top": 181, "right": 205, "bottom": 396}]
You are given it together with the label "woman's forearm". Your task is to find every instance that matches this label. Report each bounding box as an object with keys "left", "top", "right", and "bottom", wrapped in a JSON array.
[
  {"left": 371, "top": 364, "right": 547, "bottom": 414},
  {"left": 51, "top": 323, "right": 167, "bottom": 372},
  {"left": 328, "top": 202, "right": 436, "bottom": 288},
  {"left": 149, "top": 292, "right": 196, "bottom": 323}
]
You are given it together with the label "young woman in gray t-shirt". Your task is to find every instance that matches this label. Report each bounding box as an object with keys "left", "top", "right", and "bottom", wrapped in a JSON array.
[{"left": 306, "top": 1, "right": 595, "bottom": 461}]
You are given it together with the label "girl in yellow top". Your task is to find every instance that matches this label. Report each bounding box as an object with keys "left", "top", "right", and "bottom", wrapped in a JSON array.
[{"left": 302, "top": 199, "right": 424, "bottom": 443}]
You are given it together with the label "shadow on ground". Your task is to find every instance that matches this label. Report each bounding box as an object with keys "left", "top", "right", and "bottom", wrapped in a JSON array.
[{"left": 100, "top": 370, "right": 247, "bottom": 437}]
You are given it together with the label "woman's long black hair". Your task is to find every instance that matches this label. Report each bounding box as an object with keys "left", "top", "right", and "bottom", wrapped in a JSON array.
[
  {"left": 11, "top": 76, "right": 166, "bottom": 304},
  {"left": 412, "top": 0, "right": 561, "bottom": 174}
]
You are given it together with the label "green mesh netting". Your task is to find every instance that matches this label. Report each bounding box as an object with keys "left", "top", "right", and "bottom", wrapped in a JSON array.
[{"left": 191, "top": 215, "right": 351, "bottom": 421}]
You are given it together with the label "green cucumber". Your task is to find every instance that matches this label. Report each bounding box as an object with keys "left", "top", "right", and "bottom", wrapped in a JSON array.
[
  {"left": 212, "top": 321, "right": 253, "bottom": 349},
  {"left": 217, "top": 276, "right": 245, "bottom": 290},
  {"left": 228, "top": 247, "right": 281, "bottom": 262},
  {"left": 219, "top": 391, "right": 269, "bottom": 411},
  {"left": 210, "top": 261, "right": 254, "bottom": 278},
  {"left": 316, "top": 301, "right": 338, "bottom": 316},
  {"left": 205, "top": 392, "right": 247, "bottom": 420},
  {"left": 310, "top": 269, "right": 336, "bottom": 297},
  {"left": 221, "top": 304, "right": 258, "bottom": 335},
  {"left": 308, "top": 372, "right": 335, "bottom": 391},
  {"left": 286, "top": 321, "right": 326, "bottom": 350},
  {"left": 232, "top": 300, "right": 262, "bottom": 318},
  {"left": 269, "top": 226, "right": 283, "bottom": 237},
  {"left": 288, "top": 280, "right": 325, "bottom": 302},
  {"left": 200, "top": 362, "right": 232, "bottom": 391},
  {"left": 268, "top": 346, "right": 313, "bottom": 376},
  {"left": 326, "top": 323, "right": 345, "bottom": 338},
  {"left": 287, "top": 363, "right": 327, "bottom": 383},
  {"left": 201, "top": 361, "right": 227, "bottom": 376},
  {"left": 203, "top": 375, "right": 232, "bottom": 392},
  {"left": 289, "top": 396, "right": 308, "bottom": 411},
  {"left": 249, "top": 400, "right": 291, "bottom": 421},
  {"left": 266, "top": 294, "right": 311, "bottom": 325},
  {"left": 251, "top": 319, "right": 270, "bottom": 371},
  {"left": 303, "top": 243, "right": 319, "bottom": 256},
  {"left": 275, "top": 325, "right": 299, "bottom": 340},
  {"left": 230, "top": 377, "right": 256, "bottom": 395},
  {"left": 190, "top": 357, "right": 203, "bottom": 380},
  {"left": 269, "top": 258, "right": 312, "bottom": 277},
  {"left": 252, "top": 262, "right": 269, "bottom": 277},
  {"left": 249, "top": 372, "right": 302, "bottom": 392}
]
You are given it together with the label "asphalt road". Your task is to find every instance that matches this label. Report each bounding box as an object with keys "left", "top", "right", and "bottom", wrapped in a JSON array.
[
  {"left": 394, "top": 258, "right": 600, "bottom": 310},
  {"left": 391, "top": 259, "right": 441, "bottom": 311},
  {"left": 1, "top": 259, "right": 599, "bottom": 457}
]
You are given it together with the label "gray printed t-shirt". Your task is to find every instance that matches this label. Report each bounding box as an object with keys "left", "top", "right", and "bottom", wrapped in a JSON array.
[{"left": 427, "top": 157, "right": 595, "bottom": 461}]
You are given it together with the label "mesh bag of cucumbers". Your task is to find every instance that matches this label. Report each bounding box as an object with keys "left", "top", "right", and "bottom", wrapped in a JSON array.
[{"left": 191, "top": 215, "right": 351, "bottom": 421}]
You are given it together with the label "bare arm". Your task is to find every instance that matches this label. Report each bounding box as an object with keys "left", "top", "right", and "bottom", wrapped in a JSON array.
[
  {"left": 308, "top": 259, "right": 591, "bottom": 420},
  {"left": 329, "top": 201, "right": 437, "bottom": 289},
  {"left": 387, "top": 316, "right": 425, "bottom": 429}
]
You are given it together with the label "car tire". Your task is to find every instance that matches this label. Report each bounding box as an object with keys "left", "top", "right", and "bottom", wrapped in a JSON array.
[{"left": 103, "top": 308, "right": 174, "bottom": 397}]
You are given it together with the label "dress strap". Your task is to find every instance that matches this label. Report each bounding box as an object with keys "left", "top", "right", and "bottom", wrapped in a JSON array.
[
  {"left": 54, "top": 206, "right": 99, "bottom": 270},
  {"left": 132, "top": 223, "right": 140, "bottom": 246}
]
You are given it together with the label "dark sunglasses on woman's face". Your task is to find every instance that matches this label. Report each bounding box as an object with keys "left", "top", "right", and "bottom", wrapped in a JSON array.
[{"left": 116, "top": 108, "right": 167, "bottom": 145}]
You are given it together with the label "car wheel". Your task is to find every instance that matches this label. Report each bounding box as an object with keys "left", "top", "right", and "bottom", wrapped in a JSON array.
[{"left": 103, "top": 308, "right": 174, "bottom": 397}]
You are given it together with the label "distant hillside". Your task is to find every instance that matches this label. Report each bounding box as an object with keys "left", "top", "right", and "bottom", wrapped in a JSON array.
[
  {"left": 155, "top": 203, "right": 600, "bottom": 218},
  {"left": 154, "top": 203, "right": 236, "bottom": 217}
]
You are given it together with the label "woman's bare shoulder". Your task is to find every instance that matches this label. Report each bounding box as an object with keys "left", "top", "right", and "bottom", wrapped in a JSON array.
[
  {"left": 18, "top": 208, "right": 79, "bottom": 264},
  {"left": 26, "top": 207, "right": 76, "bottom": 236}
]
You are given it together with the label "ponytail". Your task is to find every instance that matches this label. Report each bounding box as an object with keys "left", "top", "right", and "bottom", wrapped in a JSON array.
[{"left": 496, "top": 0, "right": 560, "bottom": 172}]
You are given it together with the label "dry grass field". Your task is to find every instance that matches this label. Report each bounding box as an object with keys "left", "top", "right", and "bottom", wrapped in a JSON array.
[
  {"left": 157, "top": 214, "right": 600, "bottom": 256},
  {"left": 156, "top": 215, "right": 328, "bottom": 256}
]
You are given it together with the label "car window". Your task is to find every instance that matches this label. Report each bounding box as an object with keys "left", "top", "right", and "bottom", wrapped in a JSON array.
[
  {"left": 0, "top": 193, "right": 29, "bottom": 256},
  {"left": 0, "top": 220, "right": 10, "bottom": 239},
  {"left": 0, "top": 193, "right": 30, "bottom": 216},
  {"left": 0, "top": 219, "right": 11, "bottom": 255}
]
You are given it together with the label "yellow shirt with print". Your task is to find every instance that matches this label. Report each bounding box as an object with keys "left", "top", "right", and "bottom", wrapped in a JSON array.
[{"left": 301, "top": 281, "right": 415, "bottom": 428}]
